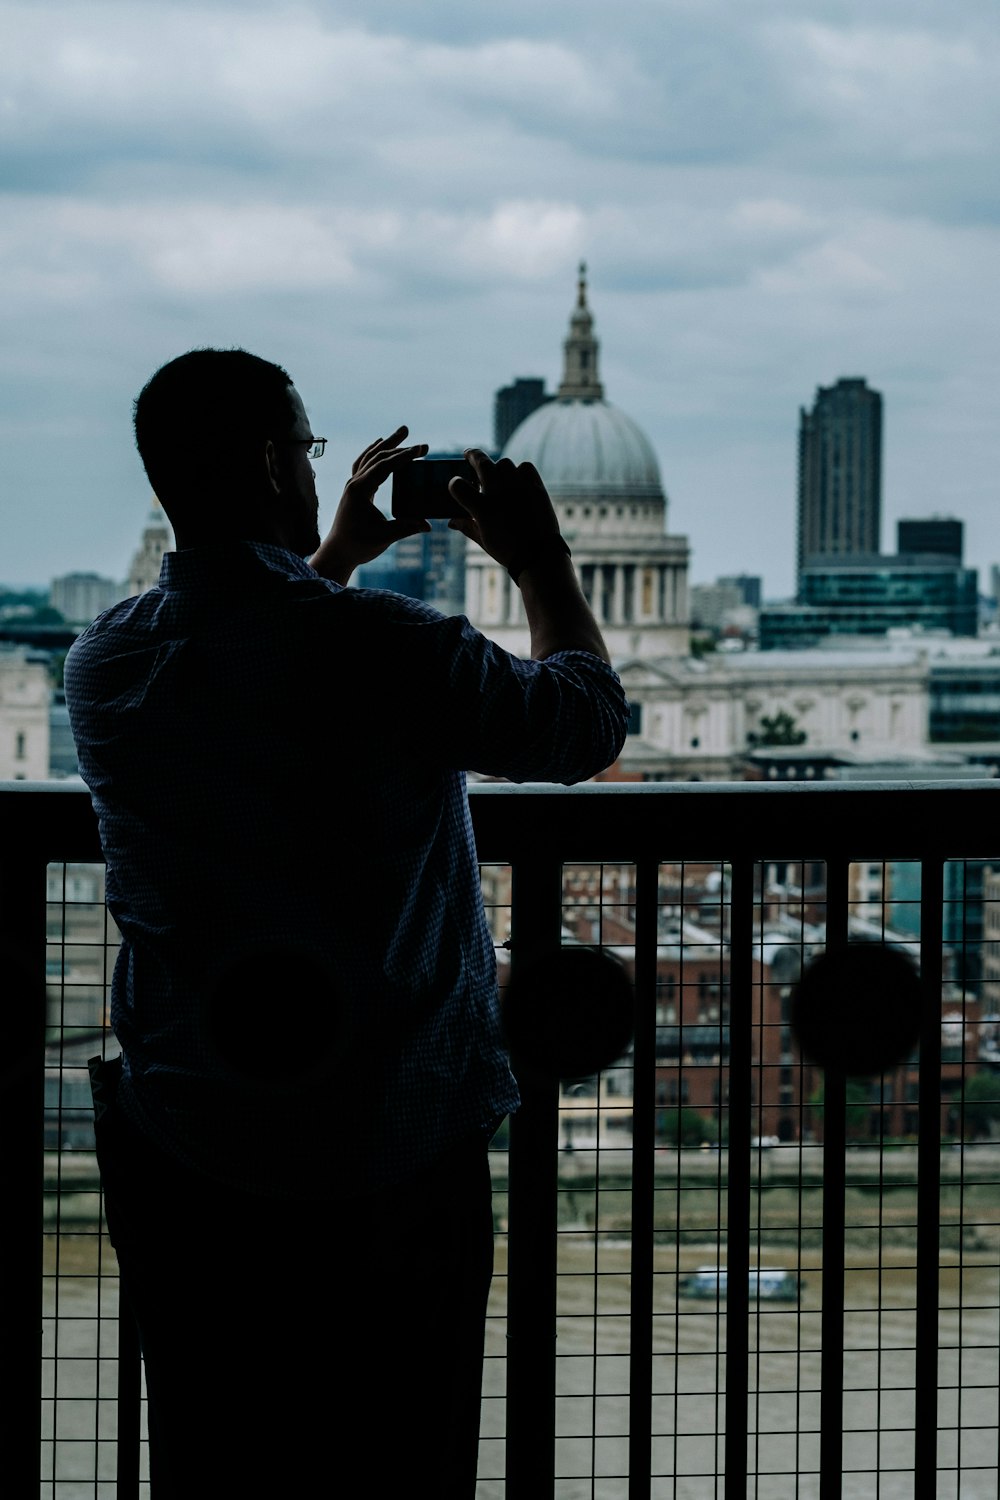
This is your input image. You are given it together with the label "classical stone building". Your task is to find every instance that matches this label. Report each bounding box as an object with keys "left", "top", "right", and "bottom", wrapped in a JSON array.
[
  {"left": 465, "top": 268, "right": 690, "bottom": 660},
  {"left": 0, "top": 647, "right": 51, "bottom": 779},
  {"left": 466, "top": 279, "right": 965, "bottom": 785},
  {"left": 615, "top": 646, "right": 930, "bottom": 781},
  {"left": 128, "top": 499, "right": 173, "bottom": 597}
]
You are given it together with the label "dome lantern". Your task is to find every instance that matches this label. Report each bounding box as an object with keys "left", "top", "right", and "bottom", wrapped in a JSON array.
[
  {"left": 502, "top": 270, "right": 664, "bottom": 500},
  {"left": 557, "top": 262, "right": 604, "bottom": 401}
]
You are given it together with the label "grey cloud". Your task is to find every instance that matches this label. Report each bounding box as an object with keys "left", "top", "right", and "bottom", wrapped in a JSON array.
[
  {"left": 5, "top": 3, "right": 994, "bottom": 203},
  {"left": 0, "top": 0, "right": 997, "bottom": 595}
]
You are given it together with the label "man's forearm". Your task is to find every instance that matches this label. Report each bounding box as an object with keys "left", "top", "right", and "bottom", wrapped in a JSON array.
[
  {"left": 449, "top": 449, "right": 612, "bottom": 663},
  {"left": 308, "top": 537, "right": 354, "bottom": 586},
  {"left": 518, "top": 555, "right": 612, "bottom": 664}
]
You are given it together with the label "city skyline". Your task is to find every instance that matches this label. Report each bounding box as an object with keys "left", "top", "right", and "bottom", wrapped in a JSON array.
[{"left": 1, "top": 1, "right": 997, "bottom": 594}]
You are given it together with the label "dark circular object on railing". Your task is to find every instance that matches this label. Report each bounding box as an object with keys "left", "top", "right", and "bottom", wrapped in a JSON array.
[
  {"left": 501, "top": 944, "right": 635, "bottom": 1081},
  {"left": 790, "top": 944, "right": 924, "bottom": 1077}
]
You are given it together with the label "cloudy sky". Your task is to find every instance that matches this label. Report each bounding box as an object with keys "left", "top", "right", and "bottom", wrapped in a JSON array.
[{"left": 2, "top": 0, "right": 997, "bottom": 596}]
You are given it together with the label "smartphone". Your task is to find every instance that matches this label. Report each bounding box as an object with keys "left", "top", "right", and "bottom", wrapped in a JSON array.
[{"left": 391, "top": 456, "right": 474, "bottom": 520}]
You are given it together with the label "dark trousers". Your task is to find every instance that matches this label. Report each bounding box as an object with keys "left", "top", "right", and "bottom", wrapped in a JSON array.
[{"left": 97, "top": 1099, "right": 496, "bottom": 1497}]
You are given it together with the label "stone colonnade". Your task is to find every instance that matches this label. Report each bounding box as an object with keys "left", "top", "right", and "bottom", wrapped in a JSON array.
[{"left": 466, "top": 556, "right": 689, "bottom": 629}]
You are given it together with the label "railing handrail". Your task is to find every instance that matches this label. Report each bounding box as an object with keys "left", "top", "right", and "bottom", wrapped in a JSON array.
[{"left": 4, "top": 776, "right": 1000, "bottom": 864}]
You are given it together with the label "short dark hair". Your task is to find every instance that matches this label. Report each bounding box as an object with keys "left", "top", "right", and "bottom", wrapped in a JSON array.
[{"left": 133, "top": 348, "right": 297, "bottom": 507}]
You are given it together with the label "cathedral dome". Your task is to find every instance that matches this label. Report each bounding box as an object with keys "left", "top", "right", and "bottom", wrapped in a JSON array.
[
  {"left": 502, "top": 397, "right": 664, "bottom": 499},
  {"left": 469, "top": 267, "right": 689, "bottom": 663},
  {"left": 500, "top": 265, "right": 665, "bottom": 500}
]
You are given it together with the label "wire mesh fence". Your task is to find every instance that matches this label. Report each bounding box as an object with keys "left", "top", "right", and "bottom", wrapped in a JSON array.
[
  {"left": 41, "top": 861, "right": 144, "bottom": 1497},
  {"left": 17, "top": 785, "right": 1000, "bottom": 1496}
]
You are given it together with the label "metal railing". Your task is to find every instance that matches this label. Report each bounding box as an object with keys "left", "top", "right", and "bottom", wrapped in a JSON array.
[{"left": 4, "top": 779, "right": 1000, "bottom": 1498}]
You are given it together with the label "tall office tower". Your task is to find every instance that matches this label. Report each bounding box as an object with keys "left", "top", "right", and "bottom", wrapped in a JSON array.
[
  {"left": 493, "top": 376, "right": 552, "bottom": 452},
  {"left": 897, "top": 517, "right": 963, "bottom": 563},
  {"left": 796, "top": 377, "right": 882, "bottom": 587}
]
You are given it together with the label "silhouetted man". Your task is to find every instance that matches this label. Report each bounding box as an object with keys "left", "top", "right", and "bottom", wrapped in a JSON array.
[{"left": 65, "top": 348, "right": 627, "bottom": 1496}]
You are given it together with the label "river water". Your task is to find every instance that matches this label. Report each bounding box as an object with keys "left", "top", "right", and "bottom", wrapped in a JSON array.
[
  {"left": 478, "top": 1240, "right": 999, "bottom": 1499},
  {"left": 44, "top": 1236, "right": 997, "bottom": 1498}
]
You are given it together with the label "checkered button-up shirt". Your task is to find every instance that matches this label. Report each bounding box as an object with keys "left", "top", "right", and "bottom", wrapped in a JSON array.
[{"left": 65, "top": 541, "right": 629, "bottom": 1197}]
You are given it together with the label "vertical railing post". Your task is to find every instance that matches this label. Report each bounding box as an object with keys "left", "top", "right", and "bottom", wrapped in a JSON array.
[
  {"left": 504, "top": 852, "right": 563, "bottom": 1497},
  {"left": 914, "top": 857, "right": 943, "bottom": 1498},
  {"left": 819, "top": 857, "right": 849, "bottom": 1500},
  {"left": 0, "top": 844, "right": 47, "bottom": 1490},
  {"left": 724, "top": 857, "right": 754, "bottom": 1499},
  {"left": 628, "top": 857, "right": 659, "bottom": 1499}
]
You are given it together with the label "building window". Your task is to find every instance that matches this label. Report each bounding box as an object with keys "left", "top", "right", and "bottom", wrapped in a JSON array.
[
  {"left": 15, "top": 731, "right": 26, "bottom": 760},
  {"left": 628, "top": 702, "right": 643, "bottom": 736}
]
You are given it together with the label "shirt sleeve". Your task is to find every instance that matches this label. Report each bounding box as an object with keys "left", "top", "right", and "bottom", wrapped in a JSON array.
[{"left": 371, "top": 601, "right": 630, "bottom": 784}]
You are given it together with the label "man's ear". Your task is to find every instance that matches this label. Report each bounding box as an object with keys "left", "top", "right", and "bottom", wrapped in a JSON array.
[{"left": 264, "top": 439, "right": 283, "bottom": 496}]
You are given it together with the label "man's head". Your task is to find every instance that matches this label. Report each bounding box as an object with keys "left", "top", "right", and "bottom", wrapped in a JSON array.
[{"left": 133, "top": 348, "right": 321, "bottom": 554}]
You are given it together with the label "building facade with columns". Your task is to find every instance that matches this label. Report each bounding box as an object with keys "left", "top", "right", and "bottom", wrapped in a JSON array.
[
  {"left": 466, "top": 269, "right": 690, "bottom": 660},
  {"left": 614, "top": 646, "right": 931, "bottom": 781}
]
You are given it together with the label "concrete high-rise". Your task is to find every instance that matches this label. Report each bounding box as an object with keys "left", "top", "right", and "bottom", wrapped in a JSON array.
[
  {"left": 797, "top": 377, "right": 882, "bottom": 585},
  {"left": 49, "top": 572, "right": 123, "bottom": 625}
]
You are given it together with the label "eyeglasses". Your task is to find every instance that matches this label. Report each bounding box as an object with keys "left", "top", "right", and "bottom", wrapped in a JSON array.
[{"left": 279, "top": 437, "right": 327, "bottom": 459}]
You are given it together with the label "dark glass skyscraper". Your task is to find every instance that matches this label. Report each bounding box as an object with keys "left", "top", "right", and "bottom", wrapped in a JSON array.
[
  {"left": 493, "top": 376, "right": 551, "bottom": 452},
  {"left": 797, "top": 377, "right": 882, "bottom": 586},
  {"left": 897, "top": 516, "right": 963, "bottom": 563}
]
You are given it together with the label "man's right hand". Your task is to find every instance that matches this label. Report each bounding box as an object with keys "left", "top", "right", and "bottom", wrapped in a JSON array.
[
  {"left": 310, "top": 426, "right": 430, "bottom": 586},
  {"left": 448, "top": 450, "right": 564, "bottom": 576}
]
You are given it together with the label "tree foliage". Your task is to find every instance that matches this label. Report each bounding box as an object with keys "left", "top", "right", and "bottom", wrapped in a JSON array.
[
  {"left": 961, "top": 1072, "right": 1000, "bottom": 1137},
  {"left": 808, "top": 1078, "right": 871, "bottom": 1137},
  {"left": 657, "top": 1107, "right": 708, "bottom": 1146},
  {"left": 757, "top": 710, "right": 807, "bottom": 746}
]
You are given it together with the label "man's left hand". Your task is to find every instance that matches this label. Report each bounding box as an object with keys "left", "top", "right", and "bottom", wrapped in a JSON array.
[{"left": 310, "top": 427, "right": 430, "bottom": 585}]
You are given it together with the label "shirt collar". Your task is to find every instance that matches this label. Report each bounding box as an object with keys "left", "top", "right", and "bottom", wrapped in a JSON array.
[{"left": 159, "top": 541, "right": 320, "bottom": 593}]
